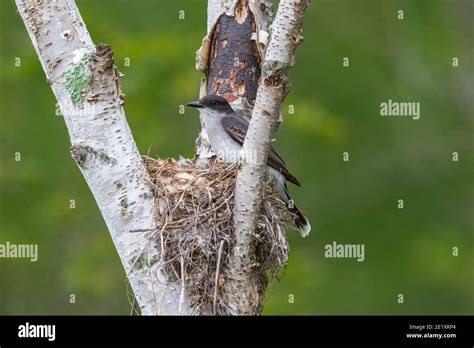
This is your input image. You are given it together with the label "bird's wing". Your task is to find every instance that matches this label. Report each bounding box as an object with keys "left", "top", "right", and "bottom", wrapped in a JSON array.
[{"left": 221, "top": 115, "right": 301, "bottom": 186}]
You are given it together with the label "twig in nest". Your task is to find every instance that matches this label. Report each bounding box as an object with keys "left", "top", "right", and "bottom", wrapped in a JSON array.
[{"left": 213, "top": 240, "right": 225, "bottom": 315}]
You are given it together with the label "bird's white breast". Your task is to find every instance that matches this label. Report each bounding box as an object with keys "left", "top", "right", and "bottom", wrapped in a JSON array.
[{"left": 201, "top": 111, "right": 242, "bottom": 164}]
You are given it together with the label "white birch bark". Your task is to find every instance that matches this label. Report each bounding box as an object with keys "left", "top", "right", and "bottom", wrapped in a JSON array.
[
  {"left": 15, "top": 0, "right": 189, "bottom": 315},
  {"left": 228, "top": 0, "right": 310, "bottom": 313}
]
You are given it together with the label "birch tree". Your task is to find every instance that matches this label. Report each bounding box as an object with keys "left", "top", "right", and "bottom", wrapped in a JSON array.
[{"left": 15, "top": 0, "right": 310, "bottom": 315}]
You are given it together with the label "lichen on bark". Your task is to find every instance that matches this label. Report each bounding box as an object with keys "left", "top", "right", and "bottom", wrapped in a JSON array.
[{"left": 64, "top": 53, "right": 92, "bottom": 103}]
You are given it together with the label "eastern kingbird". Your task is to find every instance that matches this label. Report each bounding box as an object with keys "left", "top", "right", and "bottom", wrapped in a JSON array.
[{"left": 187, "top": 95, "right": 311, "bottom": 237}]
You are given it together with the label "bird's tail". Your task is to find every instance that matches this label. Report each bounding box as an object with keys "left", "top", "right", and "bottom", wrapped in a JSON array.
[
  {"left": 288, "top": 203, "right": 311, "bottom": 238},
  {"left": 278, "top": 183, "right": 311, "bottom": 238}
]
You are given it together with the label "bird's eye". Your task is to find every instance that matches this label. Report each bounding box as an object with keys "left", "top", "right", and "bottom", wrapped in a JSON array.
[{"left": 211, "top": 101, "right": 217, "bottom": 105}]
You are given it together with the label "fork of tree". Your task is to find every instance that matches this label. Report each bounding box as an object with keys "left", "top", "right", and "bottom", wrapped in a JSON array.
[{"left": 15, "top": 0, "right": 310, "bottom": 315}]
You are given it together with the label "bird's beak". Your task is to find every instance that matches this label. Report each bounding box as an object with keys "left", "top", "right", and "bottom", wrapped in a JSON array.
[{"left": 186, "top": 101, "right": 204, "bottom": 109}]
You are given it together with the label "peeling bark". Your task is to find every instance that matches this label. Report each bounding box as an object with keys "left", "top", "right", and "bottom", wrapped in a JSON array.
[
  {"left": 15, "top": 0, "right": 189, "bottom": 315},
  {"left": 229, "top": 0, "right": 310, "bottom": 314},
  {"left": 207, "top": 0, "right": 261, "bottom": 104}
]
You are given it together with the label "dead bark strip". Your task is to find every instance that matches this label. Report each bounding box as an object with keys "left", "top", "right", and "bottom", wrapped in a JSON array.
[{"left": 207, "top": 0, "right": 261, "bottom": 105}]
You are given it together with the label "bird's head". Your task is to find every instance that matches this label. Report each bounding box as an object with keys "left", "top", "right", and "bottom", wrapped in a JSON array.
[{"left": 186, "top": 95, "right": 234, "bottom": 115}]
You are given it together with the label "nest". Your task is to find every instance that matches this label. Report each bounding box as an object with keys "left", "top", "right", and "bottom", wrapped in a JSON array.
[{"left": 143, "top": 156, "right": 291, "bottom": 315}]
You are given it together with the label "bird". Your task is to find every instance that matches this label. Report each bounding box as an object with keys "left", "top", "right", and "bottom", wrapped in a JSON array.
[{"left": 187, "top": 94, "right": 311, "bottom": 237}]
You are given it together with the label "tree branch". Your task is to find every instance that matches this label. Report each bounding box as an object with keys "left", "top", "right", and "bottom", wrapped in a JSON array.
[
  {"left": 229, "top": 0, "right": 310, "bottom": 314},
  {"left": 15, "top": 0, "right": 189, "bottom": 315}
]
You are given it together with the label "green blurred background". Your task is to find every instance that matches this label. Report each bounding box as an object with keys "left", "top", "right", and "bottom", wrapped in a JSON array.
[{"left": 0, "top": 0, "right": 472, "bottom": 314}]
